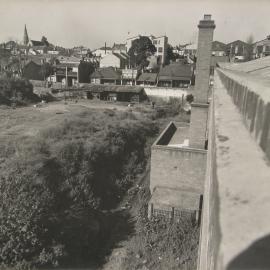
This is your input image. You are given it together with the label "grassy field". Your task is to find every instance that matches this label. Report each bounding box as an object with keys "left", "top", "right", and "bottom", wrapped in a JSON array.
[{"left": 0, "top": 100, "right": 133, "bottom": 140}]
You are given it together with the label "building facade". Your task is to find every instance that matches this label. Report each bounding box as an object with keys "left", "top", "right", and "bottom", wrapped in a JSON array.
[{"left": 253, "top": 35, "right": 270, "bottom": 58}]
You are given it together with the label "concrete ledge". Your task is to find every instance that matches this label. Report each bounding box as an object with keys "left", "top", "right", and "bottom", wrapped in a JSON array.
[
  {"left": 199, "top": 71, "right": 270, "bottom": 269},
  {"left": 217, "top": 68, "right": 270, "bottom": 160},
  {"left": 191, "top": 102, "right": 209, "bottom": 108},
  {"left": 153, "top": 144, "right": 207, "bottom": 154}
]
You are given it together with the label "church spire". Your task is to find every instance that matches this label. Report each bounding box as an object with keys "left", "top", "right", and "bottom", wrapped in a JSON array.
[{"left": 23, "top": 24, "right": 29, "bottom": 45}]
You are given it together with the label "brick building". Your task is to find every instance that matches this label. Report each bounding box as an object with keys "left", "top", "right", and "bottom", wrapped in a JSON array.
[{"left": 148, "top": 15, "right": 215, "bottom": 223}]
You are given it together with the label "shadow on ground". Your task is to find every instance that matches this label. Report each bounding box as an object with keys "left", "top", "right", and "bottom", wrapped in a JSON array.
[{"left": 227, "top": 234, "right": 270, "bottom": 270}]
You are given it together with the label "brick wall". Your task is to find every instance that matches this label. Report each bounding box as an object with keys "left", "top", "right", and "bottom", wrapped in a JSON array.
[
  {"left": 189, "top": 16, "right": 215, "bottom": 149},
  {"left": 150, "top": 146, "right": 207, "bottom": 194},
  {"left": 195, "top": 27, "right": 215, "bottom": 103}
]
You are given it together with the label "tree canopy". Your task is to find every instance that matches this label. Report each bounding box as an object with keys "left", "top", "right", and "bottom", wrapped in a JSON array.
[
  {"left": 165, "top": 44, "right": 178, "bottom": 64},
  {"left": 41, "top": 36, "right": 49, "bottom": 47},
  {"left": 245, "top": 34, "right": 254, "bottom": 61},
  {"left": 128, "top": 36, "right": 156, "bottom": 68}
]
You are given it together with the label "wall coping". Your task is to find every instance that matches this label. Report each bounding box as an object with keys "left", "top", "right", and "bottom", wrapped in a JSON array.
[{"left": 218, "top": 68, "right": 270, "bottom": 103}]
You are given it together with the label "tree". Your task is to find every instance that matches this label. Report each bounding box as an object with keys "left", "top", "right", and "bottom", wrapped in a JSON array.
[
  {"left": 40, "top": 62, "right": 53, "bottom": 81},
  {"left": 41, "top": 36, "right": 49, "bottom": 47},
  {"left": 78, "top": 61, "right": 95, "bottom": 83},
  {"left": 128, "top": 36, "right": 156, "bottom": 68},
  {"left": 245, "top": 34, "right": 254, "bottom": 61},
  {"left": 165, "top": 44, "right": 177, "bottom": 65}
]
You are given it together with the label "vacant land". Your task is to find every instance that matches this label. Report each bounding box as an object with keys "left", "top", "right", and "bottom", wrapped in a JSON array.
[{"left": 0, "top": 99, "right": 196, "bottom": 270}]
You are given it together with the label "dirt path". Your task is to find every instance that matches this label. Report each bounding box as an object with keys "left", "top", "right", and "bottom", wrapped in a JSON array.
[{"left": 101, "top": 168, "right": 150, "bottom": 270}]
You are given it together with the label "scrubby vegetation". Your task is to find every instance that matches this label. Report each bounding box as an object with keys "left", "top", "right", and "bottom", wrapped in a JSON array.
[
  {"left": 0, "top": 77, "right": 39, "bottom": 106},
  {"left": 0, "top": 109, "right": 158, "bottom": 268},
  {"left": 123, "top": 200, "right": 200, "bottom": 270}
]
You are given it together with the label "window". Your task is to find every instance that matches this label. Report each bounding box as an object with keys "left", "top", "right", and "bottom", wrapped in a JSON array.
[
  {"left": 153, "top": 40, "right": 157, "bottom": 45},
  {"left": 158, "top": 47, "right": 163, "bottom": 53}
]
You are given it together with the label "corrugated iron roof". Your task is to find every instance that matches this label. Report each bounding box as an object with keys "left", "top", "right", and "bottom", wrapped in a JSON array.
[
  {"left": 158, "top": 63, "right": 193, "bottom": 81},
  {"left": 91, "top": 67, "right": 121, "bottom": 80},
  {"left": 137, "top": 72, "right": 157, "bottom": 82}
]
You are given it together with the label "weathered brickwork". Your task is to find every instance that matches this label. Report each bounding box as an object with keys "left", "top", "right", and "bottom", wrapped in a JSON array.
[
  {"left": 189, "top": 15, "right": 215, "bottom": 149},
  {"left": 196, "top": 27, "right": 215, "bottom": 103}
]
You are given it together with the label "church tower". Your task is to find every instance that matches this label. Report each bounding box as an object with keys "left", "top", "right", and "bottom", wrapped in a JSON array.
[{"left": 23, "top": 24, "right": 29, "bottom": 46}]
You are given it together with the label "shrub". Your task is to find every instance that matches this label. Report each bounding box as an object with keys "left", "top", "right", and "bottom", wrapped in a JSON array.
[
  {"left": 0, "top": 110, "right": 158, "bottom": 267},
  {"left": 0, "top": 78, "right": 40, "bottom": 106}
]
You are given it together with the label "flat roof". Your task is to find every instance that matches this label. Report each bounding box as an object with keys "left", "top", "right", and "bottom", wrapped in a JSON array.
[
  {"left": 168, "top": 126, "right": 190, "bottom": 147},
  {"left": 150, "top": 187, "right": 201, "bottom": 211}
]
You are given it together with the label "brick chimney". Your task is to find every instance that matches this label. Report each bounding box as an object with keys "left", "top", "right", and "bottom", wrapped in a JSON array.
[{"left": 189, "top": 15, "right": 215, "bottom": 149}]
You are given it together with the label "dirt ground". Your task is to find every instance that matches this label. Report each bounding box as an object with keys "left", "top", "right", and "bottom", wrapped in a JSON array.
[{"left": 0, "top": 100, "right": 149, "bottom": 142}]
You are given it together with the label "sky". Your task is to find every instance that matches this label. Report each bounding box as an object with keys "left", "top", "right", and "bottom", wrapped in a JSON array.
[{"left": 0, "top": 0, "right": 269, "bottom": 50}]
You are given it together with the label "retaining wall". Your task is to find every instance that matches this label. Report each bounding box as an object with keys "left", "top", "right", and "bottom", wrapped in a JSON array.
[{"left": 198, "top": 69, "right": 270, "bottom": 269}]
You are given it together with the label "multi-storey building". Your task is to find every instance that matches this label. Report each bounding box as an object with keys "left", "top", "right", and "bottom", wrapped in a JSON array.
[{"left": 126, "top": 34, "right": 168, "bottom": 66}]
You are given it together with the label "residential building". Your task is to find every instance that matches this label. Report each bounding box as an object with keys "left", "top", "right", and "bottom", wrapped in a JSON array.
[
  {"left": 212, "top": 41, "right": 226, "bottom": 56},
  {"left": 57, "top": 55, "right": 81, "bottom": 65},
  {"left": 92, "top": 45, "right": 112, "bottom": 58},
  {"left": 157, "top": 63, "right": 193, "bottom": 88},
  {"left": 137, "top": 72, "right": 157, "bottom": 86},
  {"left": 112, "top": 43, "right": 126, "bottom": 54},
  {"left": 151, "top": 35, "right": 168, "bottom": 65},
  {"left": 54, "top": 63, "right": 80, "bottom": 87},
  {"left": 100, "top": 53, "right": 128, "bottom": 69},
  {"left": 184, "top": 43, "right": 197, "bottom": 56},
  {"left": 90, "top": 67, "right": 121, "bottom": 85},
  {"left": 121, "top": 68, "right": 139, "bottom": 85},
  {"left": 86, "top": 85, "right": 147, "bottom": 103},
  {"left": 253, "top": 35, "right": 270, "bottom": 58},
  {"left": 126, "top": 34, "right": 168, "bottom": 65},
  {"left": 126, "top": 35, "right": 140, "bottom": 53},
  {"left": 53, "top": 60, "right": 93, "bottom": 86},
  {"left": 226, "top": 40, "right": 251, "bottom": 61},
  {"left": 73, "top": 46, "right": 90, "bottom": 57}
]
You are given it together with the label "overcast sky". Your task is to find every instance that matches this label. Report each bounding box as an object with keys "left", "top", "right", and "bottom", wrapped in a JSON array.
[{"left": 0, "top": 0, "right": 269, "bottom": 49}]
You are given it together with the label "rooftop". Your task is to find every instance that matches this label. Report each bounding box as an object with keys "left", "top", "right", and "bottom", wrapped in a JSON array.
[
  {"left": 137, "top": 72, "right": 157, "bottom": 82},
  {"left": 158, "top": 63, "right": 193, "bottom": 81},
  {"left": 168, "top": 126, "right": 190, "bottom": 148},
  {"left": 91, "top": 66, "right": 121, "bottom": 80}
]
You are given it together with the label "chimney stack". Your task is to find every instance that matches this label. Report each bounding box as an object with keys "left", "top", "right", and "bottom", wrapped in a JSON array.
[{"left": 189, "top": 14, "right": 215, "bottom": 149}]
